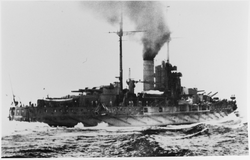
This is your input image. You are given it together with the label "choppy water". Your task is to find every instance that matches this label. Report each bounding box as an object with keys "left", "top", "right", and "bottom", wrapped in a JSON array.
[{"left": 1, "top": 113, "right": 249, "bottom": 158}]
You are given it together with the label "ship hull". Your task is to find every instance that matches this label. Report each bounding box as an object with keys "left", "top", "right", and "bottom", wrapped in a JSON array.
[
  {"left": 100, "top": 110, "right": 231, "bottom": 127},
  {"left": 36, "top": 115, "right": 101, "bottom": 127},
  {"left": 9, "top": 101, "right": 236, "bottom": 127}
]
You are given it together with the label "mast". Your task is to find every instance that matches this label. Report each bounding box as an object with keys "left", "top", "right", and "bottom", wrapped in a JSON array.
[
  {"left": 119, "top": 12, "right": 123, "bottom": 90},
  {"left": 109, "top": 7, "right": 145, "bottom": 92},
  {"left": 167, "top": 37, "right": 171, "bottom": 63},
  {"left": 9, "top": 74, "right": 17, "bottom": 106},
  {"left": 128, "top": 68, "right": 131, "bottom": 79}
]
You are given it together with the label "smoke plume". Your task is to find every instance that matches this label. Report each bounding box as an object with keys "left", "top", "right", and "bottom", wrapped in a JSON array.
[{"left": 83, "top": 1, "right": 170, "bottom": 60}]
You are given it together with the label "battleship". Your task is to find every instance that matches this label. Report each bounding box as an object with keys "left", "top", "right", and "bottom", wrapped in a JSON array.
[
  {"left": 8, "top": 59, "right": 237, "bottom": 127},
  {"left": 8, "top": 54, "right": 238, "bottom": 127},
  {"left": 8, "top": 13, "right": 237, "bottom": 128}
]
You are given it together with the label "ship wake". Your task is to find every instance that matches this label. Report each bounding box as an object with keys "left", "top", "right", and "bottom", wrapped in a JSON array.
[{"left": 1, "top": 113, "right": 248, "bottom": 157}]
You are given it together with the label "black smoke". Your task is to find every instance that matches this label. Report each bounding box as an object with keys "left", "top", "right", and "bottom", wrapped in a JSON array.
[{"left": 82, "top": 1, "right": 170, "bottom": 60}]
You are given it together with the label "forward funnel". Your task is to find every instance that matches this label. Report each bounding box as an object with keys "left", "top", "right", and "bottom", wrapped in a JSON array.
[{"left": 143, "top": 60, "right": 154, "bottom": 91}]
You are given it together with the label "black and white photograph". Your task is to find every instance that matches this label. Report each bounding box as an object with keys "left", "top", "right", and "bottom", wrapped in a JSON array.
[{"left": 1, "top": 0, "right": 249, "bottom": 158}]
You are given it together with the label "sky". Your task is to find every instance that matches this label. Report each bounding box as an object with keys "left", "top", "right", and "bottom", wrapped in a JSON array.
[{"left": 1, "top": 1, "right": 249, "bottom": 120}]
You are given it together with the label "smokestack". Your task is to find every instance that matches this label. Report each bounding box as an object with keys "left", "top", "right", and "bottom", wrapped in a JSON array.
[{"left": 143, "top": 60, "right": 154, "bottom": 91}]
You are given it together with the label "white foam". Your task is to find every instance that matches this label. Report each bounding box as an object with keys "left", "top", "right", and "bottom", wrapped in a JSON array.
[
  {"left": 74, "top": 122, "right": 85, "bottom": 129},
  {"left": 204, "top": 112, "right": 245, "bottom": 128},
  {"left": 1, "top": 120, "right": 49, "bottom": 137}
]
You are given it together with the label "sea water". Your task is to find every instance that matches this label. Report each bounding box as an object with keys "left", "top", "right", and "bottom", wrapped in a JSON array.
[{"left": 1, "top": 112, "right": 248, "bottom": 157}]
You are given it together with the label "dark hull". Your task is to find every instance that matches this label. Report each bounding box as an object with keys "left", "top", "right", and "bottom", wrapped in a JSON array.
[
  {"left": 9, "top": 102, "right": 236, "bottom": 127},
  {"left": 39, "top": 115, "right": 102, "bottom": 127},
  {"left": 101, "top": 110, "right": 232, "bottom": 127}
]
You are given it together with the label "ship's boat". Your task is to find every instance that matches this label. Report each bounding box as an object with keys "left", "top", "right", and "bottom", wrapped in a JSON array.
[{"left": 8, "top": 60, "right": 237, "bottom": 127}]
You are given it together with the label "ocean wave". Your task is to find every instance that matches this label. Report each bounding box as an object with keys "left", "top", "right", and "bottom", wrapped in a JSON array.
[
  {"left": 1, "top": 113, "right": 248, "bottom": 157},
  {"left": 2, "top": 112, "right": 246, "bottom": 137},
  {"left": 1, "top": 121, "right": 49, "bottom": 137}
]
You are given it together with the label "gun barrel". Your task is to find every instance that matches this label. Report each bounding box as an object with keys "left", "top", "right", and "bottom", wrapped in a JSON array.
[
  {"left": 211, "top": 92, "right": 218, "bottom": 97},
  {"left": 207, "top": 91, "right": 212, "bottom": 96},
  {"left": 197, "top": 90, "right": 205, "bottom": 92}
]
